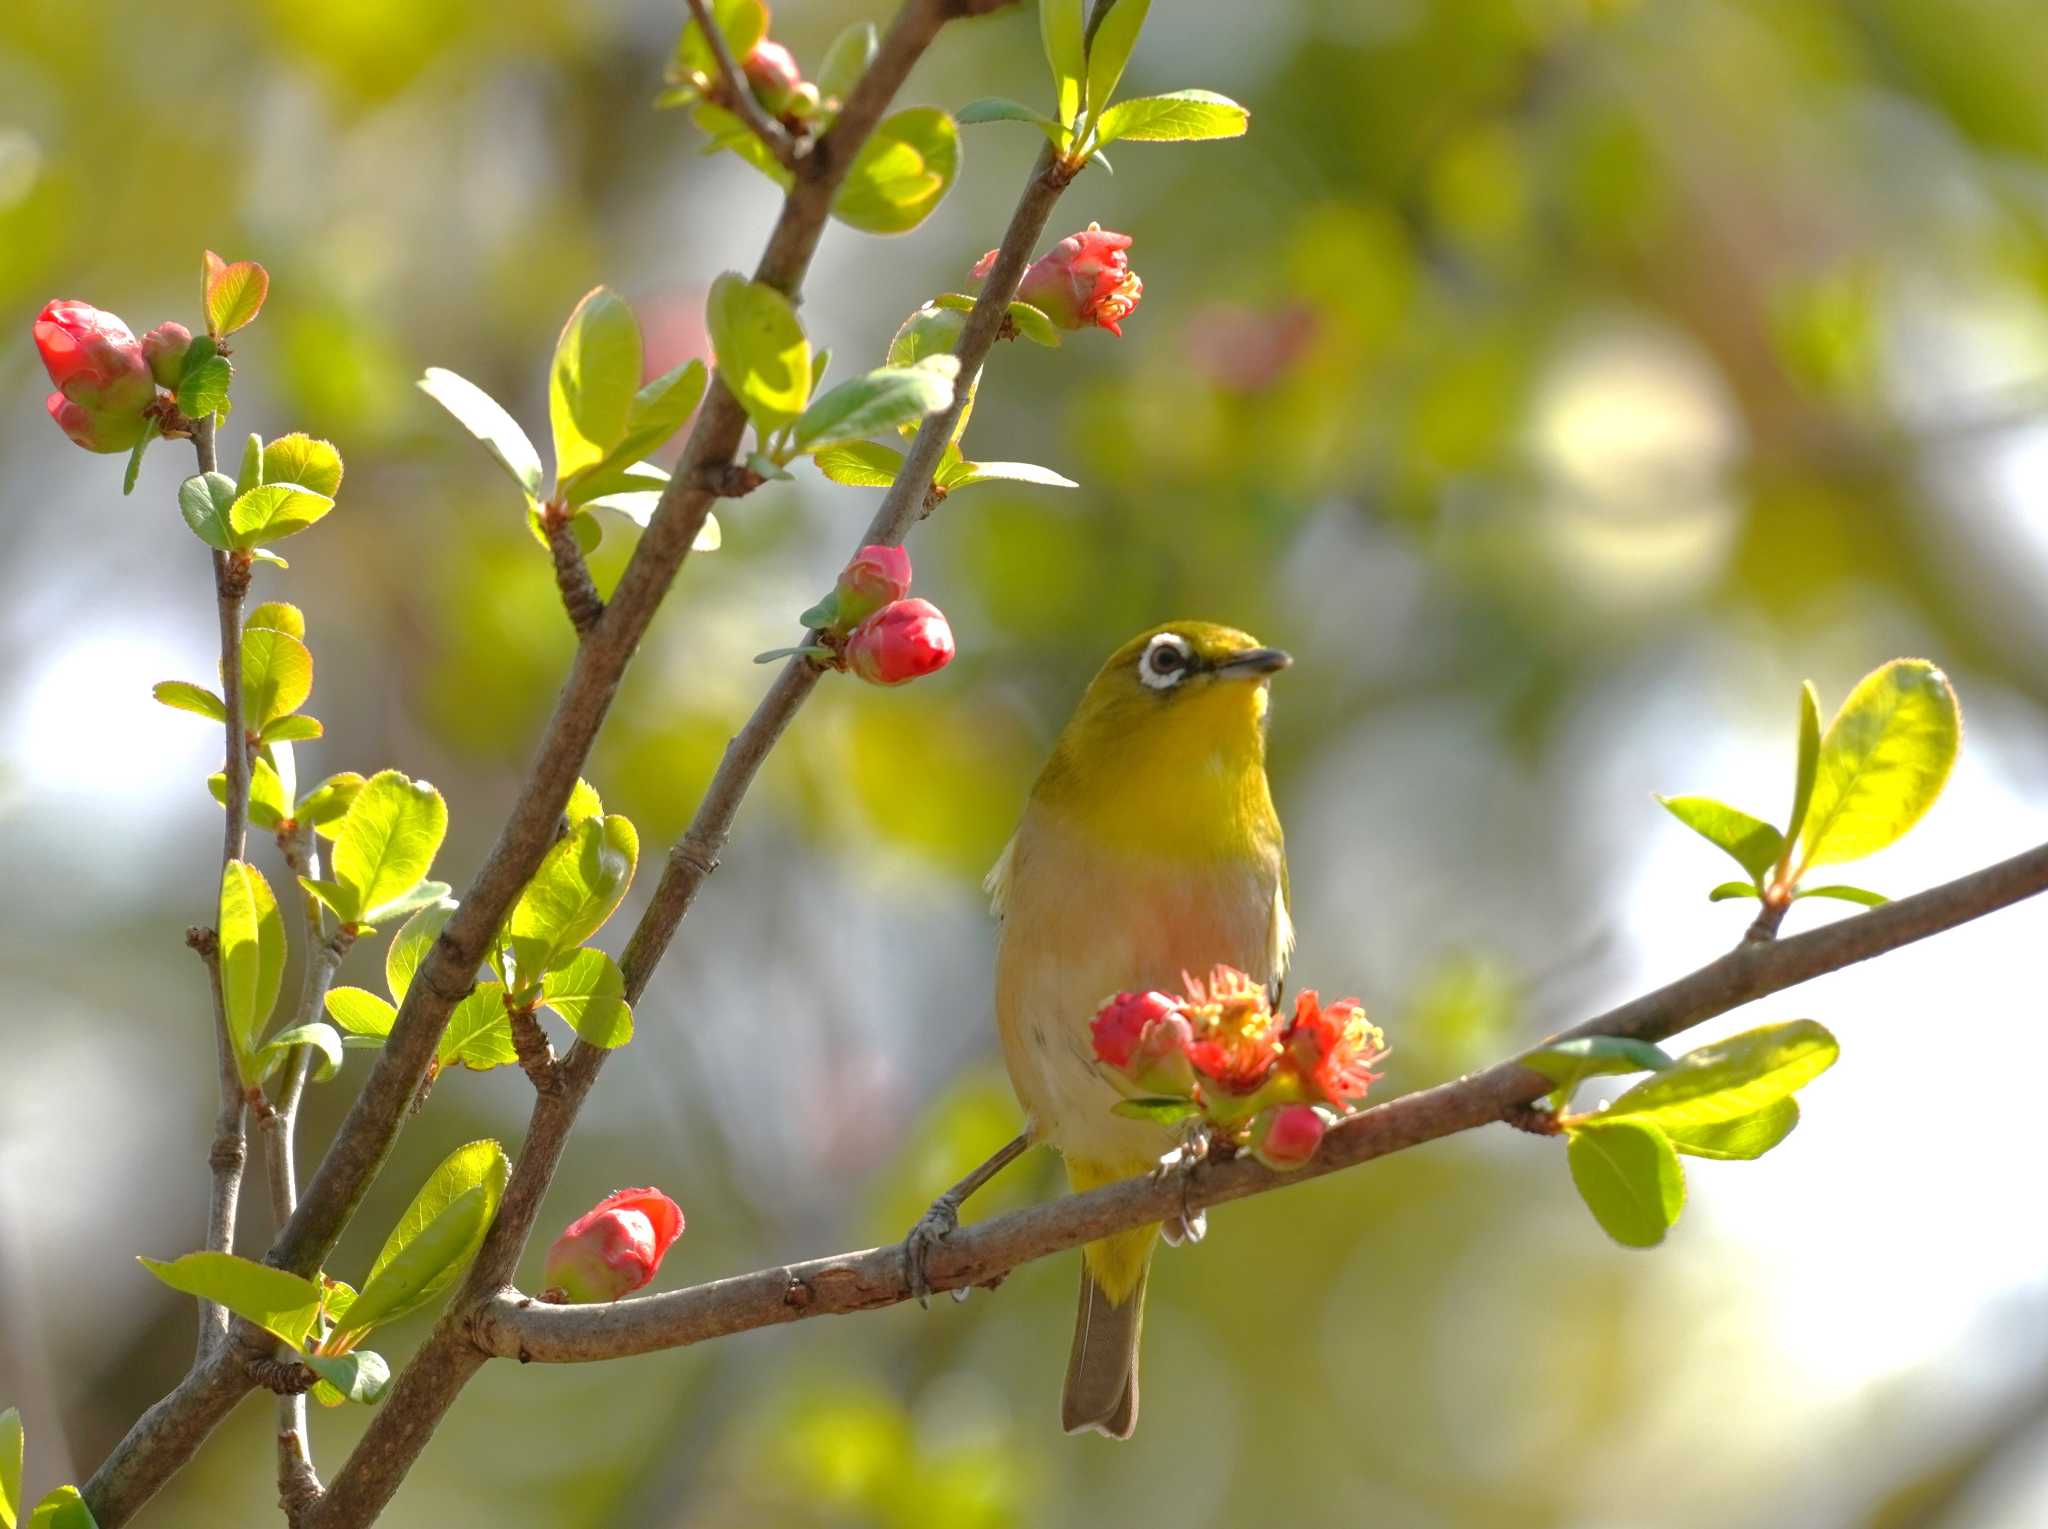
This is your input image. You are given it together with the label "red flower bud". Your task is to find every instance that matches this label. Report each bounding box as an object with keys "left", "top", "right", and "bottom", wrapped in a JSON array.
[
  {"left": 743, "top": 39, "right": 802, "bottom": 114},
  {"left": 542, "top": 1187, "right": 683, "bottom": 1304},
  {"left": 828, "top": 543, "right": 913, "bottom": 630},
  {"left": 1008, "top": 224, "right": 1144, "bottom": 336},
  {"left": 1091, "top": 990, "right": 1183, "bottom": 1069},
  {"left": 1247, "top": 1104, "right": 1328, "bottom": 1171},
  {"left": 841, "top": 598, "right": 954, "bottom": 686},
  {"left": 142, "top": 321, "right": 194, "bottom": 389},
  {"left": 34, "top": 300, "right": 156, "bottom": 451}
]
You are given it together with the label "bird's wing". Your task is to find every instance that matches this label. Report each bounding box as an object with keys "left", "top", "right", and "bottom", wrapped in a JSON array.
[
  {"left": 984, "top": 831, "right": 1019, "bottom": 922},
  {"left": 1269, "top": 871, "right": 1295, "bottom": 983}
]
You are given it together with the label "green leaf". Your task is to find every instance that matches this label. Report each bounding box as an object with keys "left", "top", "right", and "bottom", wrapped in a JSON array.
[
  {"left": 176, "top": 339, "right": 233, "bottom": 418},
  {"left": 1708, "top": 881, "right": 1762, "bottom": 901},
  {"left": 1040, "top": 0, "right": 1085, "bottom": 124},
  {"left": 1006, "top": 300, "right": 1062, "bottom": 347},
  {"left": 1785, "top": 679, "right": 1822, "bottom": 852},
  {"left": 938, "top": 459, "right": 1079, "bottom": 491},
  {"left": 261, "top": 435, "right": 344, "bottom": 498},
  {"left": 240, "top": 626, "right": 314, "bottom": 730},
  {"left": 332, "top": 771, "right": 448, "bottom": 928},
  {"left": 219, "top": 860, "right": 285, "bottom": 1075},
  {"left": 26, "top": 1486, "right": 95, "bottom": 1529},
  {"left": 297, "top": 773, "right": 366, "bottom": 837},
  {"left": 305, "top": 1350, "right": 392, "bottom": 1406},
  {"left": 539, "top": 947, "right": 634, "bottom": 1048},
  {"left": 550, "top": 287, "right": 644, "bottom": 486},
  {"left": 505, "top": 814, "right": 639, "bottom": 982},
  {"left": 1795, "top": 884, "right": 1889, "bottom": 907},
  {"left": 153, "top": 680, "right": 226, "bottom": 722},
  {"left": 791, "top": 359, "right": 959, "bottom": 453},
  {"left": 1566, "top": 1120, "right": 1685, "bottom": 1248},
  {"left": 706, "top": 273, "right": 812, "bottom": 433},
  {"left": 1606, "top": 1020, "right": 1838, "bottom": 1132},
  {"left": 1084, "top": 0, "right": 1149, "bottom": 116},
  {"left": 587, "top": 358, "right": 706, "bottom": 486},
  {"left": 1799, "top": 659, "right": 1961, "bottom": 870},
  {"left": 563, "top": 777, "right": 604, "bottom": 828},
  {"left": 236, "top": 432, "right": 264, "bottom": 493},
  {"left": 817, "top": 21, "right": 878, "bottom": 103},
  {"left": 387, "top": 899, "right": 457, "bottom": 1006},
  {"left": 206, "top": 259, "right": 269, "bottom": 337},
  {"left": 299, "top": 879, "right": 356, "bottom": 924},
  {"left": 418, "top": 367, "right": 545, "bottom": 499},
  {"left": 1656, "top": 795, "right": 1784, "bottom": 884},
  {"left": 689, "top": 101, "right": 795, "bottom": 187},
  {"left": 359, "top": 880, "right": 453, "bottom": 931},
  {"left": 139, "top": 1251, "right": 325, "bottom": 1348},
  {"left": 245, "top": 601, "right": 305, "bottom": 638},
  {"left": 257, "top": 1023, "right": 344, "bottom": 1084},
  {"left": 239, "top": 754, "right": 292, "bottom": 829},
  {"left": 1, "top": 1406, "right": 21, "bottom": 1529},
  {"left": 1096, "top": 89, "right": 1250, "bottom": 145},
  {"left": 259, "top": 714, "right": 324, "bottom": 745},
  {"left": 178, "top": 471, "right": 238, "bottom": 550},
  {"left": 887, "top": 303, "right": 967, "bottom": 369},
  {"left": 339, "top": 1139, "right": 509, "bottom": 1335},
  {"left": 833, "top": 109, "right": 960, "bottom": 235},
  {"left": 324, "top": 987, "right": 396, "bottom": 1039},
  {"left": 229, "top": 482, "right": 334, "bottom": 547},
  {"left": 1521, "top": 1036, "right": 1674, "bottom": 1105},
  {"left": 1665, "top": 1097, "right": 1800, "bottom": 1160},
  {"left": 439, "top": 983, "right": 517, "bottom": 1071},
  {"left": 1111, "top": 1097, "right": 1202, "bottom": 1124},
  {"left": 955, "top": 97, "right": 1066, "bottom": 146},
  {"left": 813, "top": 441, "right": 903, "bottom": 488},
  {"left": 123, "top": 414, "right": 160, "bottom": 496}
]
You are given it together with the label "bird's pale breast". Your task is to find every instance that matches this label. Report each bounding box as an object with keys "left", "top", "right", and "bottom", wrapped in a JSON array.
[{"left": 992, "top": 807, "right": 1288, "bottom": 1175}]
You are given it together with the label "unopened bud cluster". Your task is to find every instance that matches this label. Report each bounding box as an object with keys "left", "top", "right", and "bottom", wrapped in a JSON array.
[
  {"left": 1092, "top": 966, "right": 1386, "bottom": 1171},
  {"left": 787, "top": 544, "right": 956, "bottom": 686}
]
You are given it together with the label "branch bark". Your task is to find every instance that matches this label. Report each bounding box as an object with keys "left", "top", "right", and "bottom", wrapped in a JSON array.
[{"left": 468, "top": 839, "right": 2048, "bottom": 1363}]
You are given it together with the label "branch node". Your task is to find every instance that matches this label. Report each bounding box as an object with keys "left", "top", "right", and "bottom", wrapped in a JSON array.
[
  {"left": 685, "top": 463, "right": 766, "bottom": 499},
  {"left": 543, "top": 506, "right": 606, "bottom": 636},
  {"left": 209, "top": 1134, "right": 247, "bottom": 1176},
  {"left": 245, "top": 1354, "right": 317, "bottom": 1395},
  {"left": 1499, "top": 1102, "right": 1563, "bottom": 1137},
  {"left": 185, "top": 925, "right": 219, "bottom": 959},
  {"left": 507, "top": 1006, "right": 560, "bottom": 1093},
  {"left": 783, "top": 1274, "right": 814, "bottom": 1311}
]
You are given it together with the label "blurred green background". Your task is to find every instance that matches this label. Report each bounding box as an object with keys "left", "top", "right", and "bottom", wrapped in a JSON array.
[{"left": 7, "top": 0, "right": 2048, "bottom": 1524}]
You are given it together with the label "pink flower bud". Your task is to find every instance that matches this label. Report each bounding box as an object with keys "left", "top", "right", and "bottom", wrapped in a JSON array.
[
  {"left": 142, "top": 321, "right": 194, "bottom": 389},
  {"left": 743, "top": 39, "right": 802, "bottom": 114},
  {"left": 1011, "top": 224, "right": 1144, "bottom": 336},
  {"left": 1247, "top": 1104, "right": 1327, "bottom": 1171},
  {"left": 840, "top": 598, "right": 954, "bottom": 686},
  {"left": 831, "top": 544, "right": 912, "bottom": 629},
  {"left": 542, "top": 1187, "right": 683, "bottom": 1304},
  {"left": 969, "top": 250, "right": 1000, "bottom": 282},
  {"left": 34, "top": 300, "right": 156, "bottom": 450},
  {"left": 1129, "top": 1012, "right": 1199, "bottom": 1097},
  {"left": 1091, "top": 990, "right": 1182, "bottom": 1069}
]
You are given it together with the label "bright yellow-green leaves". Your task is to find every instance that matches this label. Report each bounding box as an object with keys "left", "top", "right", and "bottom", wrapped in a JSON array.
[
  {"left": 176, "top": 429, "right": 342, "bottom": 560},
  {"left": 833, "top": 110, "right": 961, "bottom": 235},
  {"left": 219, "top": 859, "right": 286, "bottom": 1082},
  {"left": 325, "top": 899, "right": 517, "bottom": 1073},
  {"left": 420, "top": 287, "right": 713, "bottom": 556},
  {"left": 203, "top": 250, "right": 269, "bottom": 340},
  {"left": 1800, "top": 660, "right": 1961, "bottom": 868},
  {"left": 299, "top": 769, "right": 450, "bottom": 930},
  {"left": 538, "top": 947, "right": 634, "bottom": 1049},
  {"left": 26, "top": 1485, "right": 95, "bottom": 1529},
  {"left": 961, "top": 0, "right": 1246, "bottom": 168},
  {"left": 1660, "top": 658, "right": 1962, "bottom": 919},
  {"left": 1, "top": 1406, "right": 21, "bottom": 1529},
  {"left": 138, "top": 1141, "right": 509, "bottom": 1410},
  {"left": 1531, "top": 1020, "right": 1839, "bottom": 1248},
  {"left": 336, "top": 1139, "right": 508, "bottom": 1337},
  {"left": 708, "top": 274, "right": 812, "bottom": 434}
]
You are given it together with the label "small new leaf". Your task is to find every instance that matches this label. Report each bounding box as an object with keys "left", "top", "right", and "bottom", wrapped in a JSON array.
[
  {"left": 1566, "top": 1119, "right": 1684, "bottom": 1248},
  {"left": 305, "top": 1350, "right": 392, "bottom": 1406},
  {"left": 1096, "top": 89, "right": 1250, "bottom": 145},
  {"left": 337, "top": 1139, "right": 509, "bottom": 1335},
  {"left": 539, "top": 947, "right": 634, "bottom": 1049},
  {"left": 550, "top": 286, "right": 644, "bottom": 485},
  {"left": 813, "top": 441, "right": 903, "bottom": 488},
  {"left": 1604, "top": 1019, "right": 1838, "bottom": 1133},
  {"left": 1665, "top": 1097, "right": 1800, "bottom": 1160},
  {"left": 205, "top": 256, "right": 269, "bottom": 338},
  {"left": 833, "top": 109, "right": 961, "bottom": 235},
  {"left": 791, "top": 358, "right": 959, "bottom": 453},
  {"left": 706, "top": 274, "right": 812, "bottom": 433},
  {"left": 1799, "top": 659, "right": 1961, "bottom": 871},
  {"left": 139, "top": 1251, "right": 324, "bottom": 1349},
  {"left": 418, "top": 367, "right": 545, "bottom": 499},
  {"left": 178, "top": 472, "right": 238, "bottom": 550},
  {"left": 1084, "top": 0, "right": 1150, "bottom": 118},
  {"left": 1794, "top": 884, "right": 1889, "bottom": 907},
  {"left": 1656, "top": 795, "right": 1785, "bottom": 885},
  {"left": 153, "top": 680, "right": 226, "bottom": 722}
]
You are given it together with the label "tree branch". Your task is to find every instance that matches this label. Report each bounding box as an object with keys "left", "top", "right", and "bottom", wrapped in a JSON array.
[
  {"left": 468, "top": 839, "right": 2048, "bottom": 1363},
  {"left": 685, "top": 0, "right": 797, "bottom": 170},
  {"left": 185, "top": 928, "right": 246, "bottom": 1361}
]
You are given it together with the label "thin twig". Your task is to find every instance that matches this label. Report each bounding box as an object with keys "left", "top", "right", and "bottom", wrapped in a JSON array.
[
  {"left": 471, "top": 839, "right": 2048, "bottom": 1362},
  {"left": 686, "top": 0, "right": 797, "bottom": 169},
  {"left": 186, "top": 928, "right": 245, "bottom": 1361},
  {"left": 544, "top": 510, "right": 604, "bottom": 635}
]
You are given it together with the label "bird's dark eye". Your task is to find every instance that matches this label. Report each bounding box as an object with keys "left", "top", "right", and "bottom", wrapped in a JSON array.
[{"left": 1139, "top": 634, "right": 1192, "bottom": 689}]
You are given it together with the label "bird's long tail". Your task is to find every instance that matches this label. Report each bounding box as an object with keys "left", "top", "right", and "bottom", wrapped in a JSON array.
[{"left": 1062, "top": 1161, "right": 1157, "bottom": 1438}]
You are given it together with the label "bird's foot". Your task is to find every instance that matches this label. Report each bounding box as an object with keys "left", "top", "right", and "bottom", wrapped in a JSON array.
[
  {"left": 902, "top": 1193, "right": 966, "bottom": 1309},
  {"left": 1152, "top": 1121, "right": 1212, "bottom": 1246}
]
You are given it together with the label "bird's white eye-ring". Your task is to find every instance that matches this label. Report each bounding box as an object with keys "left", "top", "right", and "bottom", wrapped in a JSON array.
[{"left": 1139, "top": 633, "right": 1193, "bottom": 690}]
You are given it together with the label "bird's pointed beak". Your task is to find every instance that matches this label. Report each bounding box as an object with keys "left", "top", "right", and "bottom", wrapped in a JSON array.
[{"left": 1213, "top": 646, "right": 1292, "bottom": 678}]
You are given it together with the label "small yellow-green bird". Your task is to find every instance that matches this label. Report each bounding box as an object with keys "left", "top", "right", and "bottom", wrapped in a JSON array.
[{"left": 988, "top": 621, "right": 1292, "bottom": 1437}]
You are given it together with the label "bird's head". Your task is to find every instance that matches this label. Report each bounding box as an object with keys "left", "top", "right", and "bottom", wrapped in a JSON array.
[{"left": 1035, "top": 622, "right": 1291, "bottom": 844}]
